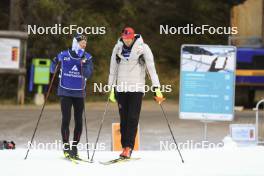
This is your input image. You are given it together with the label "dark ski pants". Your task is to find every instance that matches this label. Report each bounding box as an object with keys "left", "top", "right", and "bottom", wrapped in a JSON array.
[
  {"left": 116, "top": 92, "right": 143, "bottom": 149},
  {"left": 60, "top": 96, "right": 84, "bottom": 145}
]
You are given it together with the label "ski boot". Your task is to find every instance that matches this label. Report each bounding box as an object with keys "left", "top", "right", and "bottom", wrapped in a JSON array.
[
  {"left": 120, "top": 147, "right": 132, "bottom": 159},
  {"left": 70, "top": 145, "right": 81, "bottom": 160},
  {"left": 63, "top": 143, "right": 71, "bottom": 159}
]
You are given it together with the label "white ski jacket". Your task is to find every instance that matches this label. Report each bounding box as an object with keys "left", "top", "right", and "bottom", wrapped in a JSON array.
[{"left": 108, "top": 35, "right": 160, "bottom": 92}]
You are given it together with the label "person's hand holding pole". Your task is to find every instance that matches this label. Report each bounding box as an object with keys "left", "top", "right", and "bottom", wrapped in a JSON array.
[
  {"left": 109, "top": 88, "right": 116, "bottom": 103},
  {"left": 154, "top": 88, "right": 165, "bottom": 104}
]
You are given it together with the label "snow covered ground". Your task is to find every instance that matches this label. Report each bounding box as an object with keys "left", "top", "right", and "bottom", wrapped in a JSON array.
[{"left": 1, "top": 146, "right": 264, "bottom": 176}]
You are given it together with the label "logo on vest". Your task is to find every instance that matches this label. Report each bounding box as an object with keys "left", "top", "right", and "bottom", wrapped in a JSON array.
[
  {"left": 71, "top": 65, "right": 78, "bottom": 71},
  {"left": 63, "top": 57, "right": 70, "bottom": 61}
]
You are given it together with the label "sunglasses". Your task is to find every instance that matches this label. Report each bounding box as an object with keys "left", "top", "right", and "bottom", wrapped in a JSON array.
[{"left": 122, "top": 29, "right": 133, "bottom": 35}]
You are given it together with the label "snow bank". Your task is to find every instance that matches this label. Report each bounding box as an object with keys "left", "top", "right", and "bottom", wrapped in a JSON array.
[{"left": 1, "top": 146, "right": 264, "bottom": 176}]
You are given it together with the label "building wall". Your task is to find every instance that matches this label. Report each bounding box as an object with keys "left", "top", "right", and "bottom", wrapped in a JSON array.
[{"left": 231, "top": 0, "right": 263, "bottom": 38}]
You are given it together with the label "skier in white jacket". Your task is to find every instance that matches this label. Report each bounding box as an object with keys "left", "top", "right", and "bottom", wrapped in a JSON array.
[{"left": 108, "top": 27, "right": 165, "bottom": 158}]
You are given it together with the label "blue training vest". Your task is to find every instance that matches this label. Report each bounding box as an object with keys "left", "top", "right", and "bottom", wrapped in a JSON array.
[{"left": 59, "top": 51, "right": 86, "bottom": 90}]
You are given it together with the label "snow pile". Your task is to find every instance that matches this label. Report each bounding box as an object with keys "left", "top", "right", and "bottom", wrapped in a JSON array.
[{"left": 222, "top": 135, "right": 238, "bottom": 148}]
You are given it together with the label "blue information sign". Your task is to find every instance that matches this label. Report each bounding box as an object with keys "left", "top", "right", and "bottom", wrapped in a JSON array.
[{"left": 179, "top": 45, "right": 236, "bottom": 121}]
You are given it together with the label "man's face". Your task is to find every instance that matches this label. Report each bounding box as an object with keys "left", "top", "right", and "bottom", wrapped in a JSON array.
[
  {"left": 123, "top": 38, "right": 134, "bottom": 47},
  {"left": 79, "top": 40, "right": 87, "bottom": 49}
]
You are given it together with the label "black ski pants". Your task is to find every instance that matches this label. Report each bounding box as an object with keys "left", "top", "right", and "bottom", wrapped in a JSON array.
[
  {"left": 60, "top": 96, "right": 84, "bottom": 146},
  {"left": 116, "top": 92, "right": 143, "bottom": 149}
]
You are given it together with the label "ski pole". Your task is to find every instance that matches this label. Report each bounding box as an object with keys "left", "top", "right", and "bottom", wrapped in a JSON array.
[
  {"left": 158, "top": 103, "right": 184, "bottom": 163},
  {"left": 90, "top": 58, "right": 120, "bottom": 162},
  {"left": 90, "top": 98, "right": 110, "bottom": 162},
  {"left": 80, "top": 60, "right": 90, "bottom": 160},
  {"left": 145, "top": 65, "right": 184, "bottom": 163},
  {"left": 24, "top": 62, "right": 60, "bottom": 160},
  {"left": 83, "top": 94, "right": 90, "bottom": 160}
]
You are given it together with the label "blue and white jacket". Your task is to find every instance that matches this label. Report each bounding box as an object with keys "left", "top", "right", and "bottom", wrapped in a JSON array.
[{"left": 50, "top": 49, "right": 93, "bottom": 98}]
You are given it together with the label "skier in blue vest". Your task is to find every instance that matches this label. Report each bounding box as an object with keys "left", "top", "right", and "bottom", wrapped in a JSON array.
[{"left": 51, "top": 34, "right": 93, "bottom": 160}]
